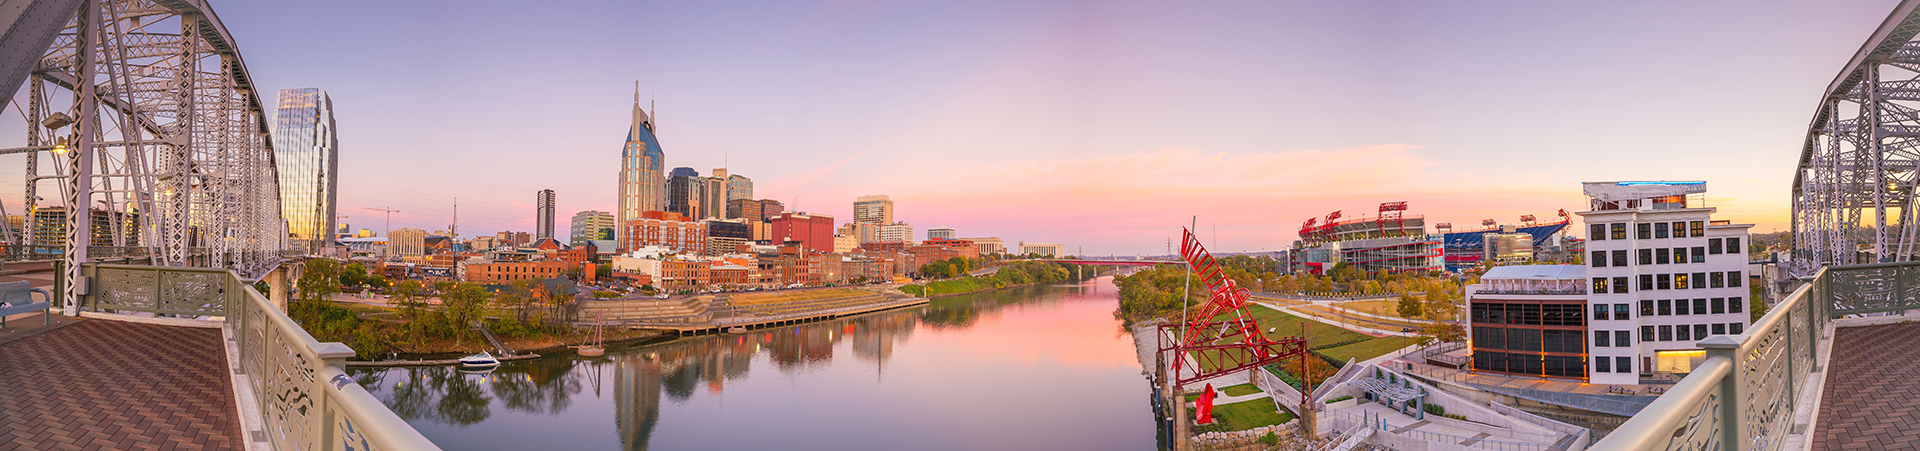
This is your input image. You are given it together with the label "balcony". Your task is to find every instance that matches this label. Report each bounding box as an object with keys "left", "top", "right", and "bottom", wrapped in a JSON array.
[
  {"left": 1590, "top": 261, "right": 1920, "bottom": 451},
  {"left": 0, "top": 263, "right": 442, "bottom": 451}
]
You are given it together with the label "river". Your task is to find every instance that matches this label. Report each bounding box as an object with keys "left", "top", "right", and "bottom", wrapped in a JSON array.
[{"left": 347, "top": 276, "right": 1161, "bottom": 450}]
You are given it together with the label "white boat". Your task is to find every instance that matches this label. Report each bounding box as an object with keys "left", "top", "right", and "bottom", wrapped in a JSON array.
[{"left": 458, "top": 351, "right": 500, "bottom": 368}]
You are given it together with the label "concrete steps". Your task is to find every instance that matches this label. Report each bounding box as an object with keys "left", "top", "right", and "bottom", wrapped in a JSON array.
[{"left": 580, "top": 296, "right": 713, "bottom": 324}]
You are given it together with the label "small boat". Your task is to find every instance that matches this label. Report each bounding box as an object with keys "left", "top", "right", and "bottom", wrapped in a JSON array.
[
  {"left": 727, "top": 326, "right": 746, "bottom": 334},
  {"left": 577, "top": 312, "right": 607, "bottom": 358},
  {"left": 458, "top": 351, "right": 500, "bottom": 368}
]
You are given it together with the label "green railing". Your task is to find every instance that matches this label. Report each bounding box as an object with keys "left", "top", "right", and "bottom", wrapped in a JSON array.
[
  {"left": 1586, "top": 260, "right": 1913, "bottom": 451},
  {"left": 78, "top": 263, "right": 443, "bottom": 451}
]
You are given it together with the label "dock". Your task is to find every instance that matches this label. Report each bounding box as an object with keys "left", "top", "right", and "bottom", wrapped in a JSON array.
[{"left": 633, "top": 297, "right": 929, "bottom": 336}]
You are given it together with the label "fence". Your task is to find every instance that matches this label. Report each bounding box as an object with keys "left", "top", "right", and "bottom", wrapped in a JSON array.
[
  {"left": 78, "top": 263, "right": 443, "bottom": 451},
  {"left": 1587, "top": 260, "right": 1900, "bottom": 451}
]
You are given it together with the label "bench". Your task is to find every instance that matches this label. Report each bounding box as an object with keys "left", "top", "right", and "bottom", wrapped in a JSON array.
[{"left": 0, "top": 280, "right": 54, "bottom": 328}]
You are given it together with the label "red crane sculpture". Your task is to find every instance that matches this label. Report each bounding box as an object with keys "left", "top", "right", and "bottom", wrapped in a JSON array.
[{"left": 1157, "top": 227, "right": 1308, "bottom": 387}]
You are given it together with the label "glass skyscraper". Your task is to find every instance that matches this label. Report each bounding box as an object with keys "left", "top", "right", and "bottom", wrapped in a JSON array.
[
  {"left": 618, "top": 88, "right": 665, "bottom": 244},
  {"left": 271, "top": 88, "right": 338, "bottom": 255}
]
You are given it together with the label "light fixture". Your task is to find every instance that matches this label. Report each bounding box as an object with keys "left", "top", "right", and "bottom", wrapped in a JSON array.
[{"left": 51, "top": 138, "right": 68, "bottom": 155}]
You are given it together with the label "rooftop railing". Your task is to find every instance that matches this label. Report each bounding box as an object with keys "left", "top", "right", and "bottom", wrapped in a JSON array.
[
  {"left": 74, "top": 263, "right": 443, "bottom": 451},
  {"left": 1584, "top": 260, "right": 1920, "bottom": 451}
]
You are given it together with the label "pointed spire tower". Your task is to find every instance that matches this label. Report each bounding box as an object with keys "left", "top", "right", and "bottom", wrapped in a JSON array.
[{"left": 615, "top": 80, "right": 666, "bottom": 250}]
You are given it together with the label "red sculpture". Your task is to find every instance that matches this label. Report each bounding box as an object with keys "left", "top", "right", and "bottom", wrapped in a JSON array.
[{"left": 1158, "top": 227, "right": 1308, "bottom": 387}]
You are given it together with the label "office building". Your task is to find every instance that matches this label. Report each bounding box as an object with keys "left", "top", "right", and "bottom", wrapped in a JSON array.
[
  {"left": 726, "top": 173, "right": 753, "bottom": 201},
  {"left": 271, "top": 88, "right": 339, "bottom": 255},
  {"left": 840, "top": 222, "right": 878, "bottom": 243},
  {"left": 727, "top": 198, "right": 763, "bottom": 221},
  {"left": 390, "top": 228, "right": 428, "bottom": 257},
  {"left": 666, "top": 167, "right": 704, "bottom": 219},
  {"left": 878, "top": 222, "right": 913, "bottom": 243},
  {"left": 854, "top": 195, "right": 894, "bottom": 225},
  {"left": 570, "top": 210, "right": 616, "bottom": 247},
  {"left": 927, "top": 227, "right": 955, "bottom": 240},
  {"left": 701, "top": 169, "right": 727, "bottom": 220},
  {"left": 1019, "top": 242, "right": 1065, "bottom": 257},
  {"left": 617, "top": 86, "right": 665, "bottom": 245},
  {"left": 535, "top": 189, "right": 556, "bottom": 240},
  {"left": 703, "top": 218, "right": 753, "bottom": 256},
  {"left": 962, "top": 237, "right": 1005, "bottom": 255},
  {"left": 619, "top": 211, "right": 707, "bottom": 255},
  {"left": 771, "top": 212, "right": 835, "bottom": 253}
]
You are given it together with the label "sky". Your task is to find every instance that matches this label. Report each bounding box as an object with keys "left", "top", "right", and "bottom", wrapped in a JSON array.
[{"left": 0, "top": 0, "right": 1904, "bottom": 255}]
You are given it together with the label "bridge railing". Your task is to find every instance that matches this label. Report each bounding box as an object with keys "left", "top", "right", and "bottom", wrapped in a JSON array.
[
  {"left": 76, "top": 263, "right": 443, "bottom": 451},
  {"left": 1587, "top": 261, "right": 1910, "bottom": 451}
]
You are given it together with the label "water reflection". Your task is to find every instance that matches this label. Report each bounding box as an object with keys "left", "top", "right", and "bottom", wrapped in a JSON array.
[{"left": 352, "top": 279, "right": 1151, "bottom": 450}]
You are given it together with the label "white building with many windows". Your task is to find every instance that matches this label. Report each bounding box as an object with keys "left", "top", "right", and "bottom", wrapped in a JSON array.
[{"left": 1577, "top": 181, "right": 1752, "bottom": 385}]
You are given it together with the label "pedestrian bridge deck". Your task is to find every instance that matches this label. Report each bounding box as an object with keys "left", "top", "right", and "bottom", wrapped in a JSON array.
[
  {"left": 1813, "top": 321, "right": 1920, "bottom": 451},
  {"left": 0, "top": 314, "right": 243, "bottom": 450}
]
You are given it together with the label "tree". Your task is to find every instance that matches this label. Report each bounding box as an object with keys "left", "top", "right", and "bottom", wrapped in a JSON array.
[
  {"left": 1395, "top": 293, "right": 1424, "bottom": 319},
  {"left": 339, "top": 262, "right": 370, "bottom": 288},
  {"left": 438, "top": 282, "right": 492, "bottom": 344},
  {"left": 297, "top": 259, "right": 343, "bottom": 304}
]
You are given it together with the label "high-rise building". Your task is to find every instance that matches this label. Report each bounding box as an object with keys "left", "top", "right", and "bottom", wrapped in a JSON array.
[
  {"left": 701, "top": 169, "right": 727, "bottom": 220},
  {"left": 758, "top": 199, "right": 785, "bottom": 219},
  {"left": 854, "top": 195, "right": 894, "bottom": 225},
  {"left": 878, "top": 222, "right": 914, "bottom": 243},
  {"left": 666, "top": 167, "right": 704, "bottom": 219},
  {"left": 271, "top": 88, "right": 339, "bottom": 255},
  {"left": 726, "top": 174, "right": 753, "bottom": 201},
  {"left": 703, "top": 218, "right": 753, "bottom": 256},
  {"left": 390, "top": 228, "right": 428, "bottom": 257},
  {"left": 726, "top": 198, "right": 763, "bottom": 221},
  {"left": 570, "top": 210, "right": 616, "bottom": 247},
  {"left": 535, "top": 189, "right": 556, "bottom": 240},
  {"left": 617, "top": 86, "right": 665, "bottom": 246},
  {"left": 927, "top": 227, "right": 955, "bottom": 240},
  {"left": 771, "top": 212, "right": 835, "bottom": 253},
  {"left": 839, "top": 222, "right": 878, "bottom": 243}
]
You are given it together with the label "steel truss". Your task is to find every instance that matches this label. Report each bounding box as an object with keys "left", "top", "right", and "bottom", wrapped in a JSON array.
[
  {"left": 1158, "top": 227, "right": 1307, "bottom": 387},
  {"left": 2, "top": 0, "right": 283, "bottom": 310},
  {"left": 1793, "top": 4, "right": 1920, "bottom": 274}
]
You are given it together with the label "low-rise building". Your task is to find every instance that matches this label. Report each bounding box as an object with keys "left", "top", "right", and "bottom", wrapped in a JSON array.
[
  {"left": 464, "top": 260, "right": 569, "bottom": 283},
  {"left": 1018, "top": 241, "right": 1065, "bottom": 257}
]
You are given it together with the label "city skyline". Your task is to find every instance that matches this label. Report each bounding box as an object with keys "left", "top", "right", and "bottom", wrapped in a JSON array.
[{"left": 1, "top": 1, "right": 1899, "bottom": 255}]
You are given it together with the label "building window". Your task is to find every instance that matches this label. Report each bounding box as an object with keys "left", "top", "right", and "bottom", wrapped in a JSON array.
[
  {"left": 1615, "top": 303, "right": 1630, "bottom": 320},
  {"left": 1728, "top": 237, "right": 1741, "bottom": 253},
  {"left": 1658, "top": 299, "right": 1672, "bottom": 316},
  {"left": 1675, "top": 298, "right": 1690, "bottom": 315},
  {"left": 1659, "top": 325, "right": 1673, "bottom": 341},
  {"left": 1675, "top": 273, "right": 1689, "bottom": 290},
  {"left": 1691, "top": 298, "right": 1707, "bottom": 315},
  {"left": 1657, "top": 274, "right": 1671, "bottom": 290},
  {"left": 1710, "top": 272, "right": 1724, "bottom": 288},
  {"left": 1712, "top": 323, "right": 1726, "bottom": 335},
  {"left": 1616, "top": 330, "right": 1631, "bottom": 347},
  {"left": 1590, "top": 224, "right": 1606, "bottom": 241},
  {"left": 1730, "top": 323, "right": 1744, "bottom": 335},
  {"left": 1692, "top": 247, "right": 1706, "bottom": 263},
  {"left": 1730, "top": 297, "right": 1743, "bottom": 313},
  {"left": 1711, "top": 298, "right": 1725, "bottom": 314},
  {"left": 1655, "top": 222, "right": 1670, "bottom": 239},
  {"left": 1594, "top": 304, "right": 1610, "bottom": 321},
  {"left": 1593, "top": 278, "right": 1608, "bottom": 294},
  {"left": 1693, "top": 272, "right": 1707, "bottom": 289},
  {"left": 1728, "top": 272, "right": 1742, "bottom": 287},
  {"left": 1639, "top": 274, "right": 1654, "bottom": 291},
  {"left": 1677, "top": 325, "right": 1691, "bottom": 341},
  {"left": 1613, "top": 277, "right": 1629, "bottom": 294},
  {"left": 1637, "top": 223, "right": 1652, "bottom": 240},
  {"left": 1656, "top": 248, "right": 1670, "bottom": 264},
  {"left": 1640, "top": 300, "right": 1654, "bottom": 316},
  {"left": 1591, "top": 251, "right": 1607, "bottom": 267},
  {"left": 1694, "top": 324, "right": 1708, "bottom": 340},
  {"left": 1642, "top": 325, "right": 1655, "bottom": 342},
  {"left": 1595, "top": 330, "right": 1611, "bottom": 347},
  {"left": 1690, "top": 221, "right": 1705, "bottom": 237},
  {"left": 1639, "top": 249, "right": 1653, "bottom": 265},
  {"left": 1709, "top": 238, "right": 1723, "bottom": 254},
  {"left": 1617, "top": 356, "right": 1633, "bottom": 374},
  {"left": 1673, "top": 247, "right": 1688, "bottom": 263},
  {"left": 1596, "top": 356, "right": 1612, "bottom": 373},
  {"left": 1613, "top": 250, "right": 1628, "bottom": 267},
  {"left": 1611, "top": 223, "right": 1627, "bottom": 240}
]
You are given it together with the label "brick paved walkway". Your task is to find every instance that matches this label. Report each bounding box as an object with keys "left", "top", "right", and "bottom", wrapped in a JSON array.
[
  {"left": 1815, "top": 321, "right": 1920, "bottom": 451},
  {"left": 0, "top": 319, "right": 241, "bottom": 451}
]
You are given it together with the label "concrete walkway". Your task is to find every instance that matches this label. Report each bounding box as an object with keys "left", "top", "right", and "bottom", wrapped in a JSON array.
[{"left": 1252, "top": 301, "right": 1416, "bottom": 337}]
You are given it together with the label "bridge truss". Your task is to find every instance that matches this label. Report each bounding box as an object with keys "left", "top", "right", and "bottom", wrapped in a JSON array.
[
  {"left": 1158, "top": 227, "right": 1307, "bottom": 388},
  {"left": 1793, "top": 2, "right": 1920, "bottom": 274},
  {"left": 0, "top": 0, "right": 285, "bottom": 309}
]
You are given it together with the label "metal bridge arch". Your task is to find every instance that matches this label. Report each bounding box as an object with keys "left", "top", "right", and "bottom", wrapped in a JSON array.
[
  {"left": 0, "top": 0, "right": 284, "bottom": 310},
  {"left": 1793, "top": 0, "right": 1920, "bottom": 274}
]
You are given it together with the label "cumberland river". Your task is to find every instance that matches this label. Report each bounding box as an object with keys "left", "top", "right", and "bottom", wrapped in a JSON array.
[{"left": 348, "top": 277, "right": 1160, "bottom": 450}]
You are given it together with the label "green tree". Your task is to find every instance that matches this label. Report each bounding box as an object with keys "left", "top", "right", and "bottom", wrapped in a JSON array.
[
  {"left": 1395, "top": 293, "right": 1424, "bottom": 319},
  {"left": 340, "top": 262, "right": 370, "bottom": 288},
  {"left": 297, "top": 259, "right": 343, "bottom": 304},
  {"left": 438, "top": 282, "right": 492, "bottom": 344}
]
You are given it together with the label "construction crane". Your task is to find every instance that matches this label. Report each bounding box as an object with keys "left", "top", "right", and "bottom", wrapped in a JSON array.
[{"left": 361, "top": 207, "right": 399, "bottom": 236}]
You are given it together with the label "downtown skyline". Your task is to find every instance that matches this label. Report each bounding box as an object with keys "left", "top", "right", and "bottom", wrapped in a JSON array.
[{"left": 0, "top": 0, "right": 1901, "bottom": 255}]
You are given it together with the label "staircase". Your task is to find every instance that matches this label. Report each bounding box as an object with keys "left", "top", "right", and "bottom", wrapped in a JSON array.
[
  {"left": 474, "top": 321, "right": 514, "bottom": 356},
  {"left": 578, "top": 296, "right": 714, "bottom": 325}
]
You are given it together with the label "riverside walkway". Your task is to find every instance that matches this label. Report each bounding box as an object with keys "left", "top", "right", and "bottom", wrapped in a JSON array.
[{"left": 0, "top": 314, "right": 242, "bottom": 450}]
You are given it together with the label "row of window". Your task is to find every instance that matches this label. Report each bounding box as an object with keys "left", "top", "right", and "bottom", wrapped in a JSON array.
[
  {"left": 1642, "top": 297, "right": 1744, "bottom": 316},
  {"left": 1590, "top": 221, "right": 1708, "bottom": 241},
  {"left": 1468, "top": 303, "right": 1587, "bottom": 326},
  {"left": 1472, "top": 326, "right": 1586, "bottom": 353},
  {"left": 1636, "top": 323, "right": 1744, "bottom": 342},
  {"left": 1592, "top": 245, "right": 1729, "bottom": 267},
  {"left": 1473, "top": 351, "right": 1588, "bottom": 378},
  {"left": 1594, "top": 356, "right": 1634, "bottom": 373},
  {"left": 1590, "top": 271, "right": 1744, "bottom": 293}
]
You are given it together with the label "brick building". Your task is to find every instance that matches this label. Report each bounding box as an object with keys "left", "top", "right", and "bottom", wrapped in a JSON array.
[
  {"left": 619, "top": 211, "right": 707, "bottom": 255},
  {"left": 771, "top": 212, "right": 835, "bottom": 253}
]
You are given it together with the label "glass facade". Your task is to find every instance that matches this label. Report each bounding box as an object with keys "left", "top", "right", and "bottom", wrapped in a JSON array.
[
  {"left": 535, "top": 189, "right": 556, "bottom": 240},
  {"left": 617, "top": 98, "right": 665, "bottom": 244},
  {"left": 570, "top": 210, "right": 615, "bottom": 247},
  {"left": 271, "top": 88, "right": 338, "bottom": 254}
]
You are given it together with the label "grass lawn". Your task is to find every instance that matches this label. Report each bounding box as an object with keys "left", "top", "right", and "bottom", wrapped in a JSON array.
[
  {"left": 1333, "top": 299, "right": 1398, "bottom": 317},
  {"left": 1206, "top": 399, "right": 1295, "bottom": 431},
  {"left": 1319, "top": 336, "right": 1418, "bottom": 363},
  {"left": 1296, "top": 304, "right": 1432, "bottom": 329},
  {"left": 1221, "top": 383, "right": 1262, "bottom": 397},
  {"left": 1182, "top": 304, "right": 1376, "bottom": 375}
]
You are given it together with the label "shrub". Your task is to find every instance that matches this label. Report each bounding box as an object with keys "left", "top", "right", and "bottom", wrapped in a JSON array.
[
  {"left": 1257, "top": 431, "right": 1279, "bottom": 445},
  {"left": 1325, "top": 395, "right": 1354, "bottom": 404},
  {"left": 1423, "top": 403, "right": 1445, "bottom": 416}
]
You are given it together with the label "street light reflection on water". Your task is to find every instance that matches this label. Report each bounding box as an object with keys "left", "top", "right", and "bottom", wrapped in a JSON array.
[{"left": 349, "top": 277, "right": 1159, "bottom": 450}]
